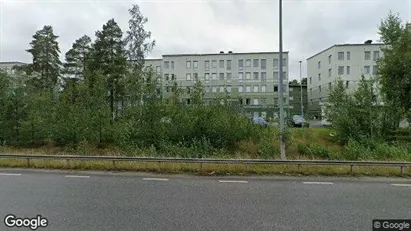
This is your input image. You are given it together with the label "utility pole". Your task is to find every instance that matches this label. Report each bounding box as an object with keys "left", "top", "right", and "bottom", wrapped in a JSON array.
[
  {"left": 299, "top": 60, "right": 304, "bottom": 128},
  {"left": 279, "top": 0, "right": 286, "bottom": 160}
]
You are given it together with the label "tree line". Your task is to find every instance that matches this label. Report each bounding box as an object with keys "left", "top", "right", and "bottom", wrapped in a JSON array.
[{"left": 0, "top": 4, "right": 268, "bottom": 156}]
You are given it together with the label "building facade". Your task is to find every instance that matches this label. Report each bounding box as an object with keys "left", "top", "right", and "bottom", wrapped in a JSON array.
[
  {"left": 306, "top": 42, "right": 384, "bottom": 118},
  {"left": 145, "top": 51, "right": 290, "bottom": 119},
  {"left": 0, "top": 62, "right": 27, "bottom": 75},
  {"left": 288, "top": 82, "right": 307, "bottom": 117}
]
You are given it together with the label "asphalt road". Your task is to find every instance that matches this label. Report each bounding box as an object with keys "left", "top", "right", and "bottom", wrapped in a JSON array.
[{"left": 0, "top": 169, "right": 410, "bottom": 231}]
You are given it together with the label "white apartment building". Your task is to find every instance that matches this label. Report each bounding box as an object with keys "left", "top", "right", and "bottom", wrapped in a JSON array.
[
  {"left": 0, "top": 62, "right": 27, "bottom": 75},
  {"left": 306, "top": 42, "right": 384, "bottom": 117},
  {"left": 145, "top": 51, "right": 289, "bottom": 119}
]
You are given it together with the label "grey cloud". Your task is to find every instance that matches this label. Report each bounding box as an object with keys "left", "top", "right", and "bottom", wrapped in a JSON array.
[{"left": 1, "top": 0, "right": 411, "bottom": 79}]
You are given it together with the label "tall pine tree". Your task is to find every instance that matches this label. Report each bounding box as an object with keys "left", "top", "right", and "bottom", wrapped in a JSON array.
[
  {"left": 63, "top": 35, "right": 92, "bottom": 80},
  {"left": 90, "top": 19, "right": 127, "bottom": 120},
  {"left": 26, "top": 25, "right": 62, "bottom": 91}
]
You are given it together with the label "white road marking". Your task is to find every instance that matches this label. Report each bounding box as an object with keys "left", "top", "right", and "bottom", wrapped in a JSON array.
[
  {"left": 0, "top": 173, "right": 22, "bottom": 176},
  {"left": 143, "top": 178, "right": 169, "bottom": 181},
  {"left": 303, "top": 182, "right": 334, "bottom": 185},
  {"left": 218, "top": 180, "right": 248, "bottom": 184},
  {"left": 64, "top": 175, "right": 90, "bottom": 178},
  {"left": 391, "top": 184, "right": 411, "bottom": 187}
]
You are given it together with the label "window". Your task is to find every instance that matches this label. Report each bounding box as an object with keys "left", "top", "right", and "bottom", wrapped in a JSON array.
[
  {"left": 212, "top": 73, "right": 217, "bottom": 80},
  {"left": 165, "top": 74, "right": 169, "bottom": 81},
  {"left": 372, "top": 65, "right": 378, "bottom": 75},
  {"left": 227, "top": 60, "right": 232, "bottom": 70},
  {"left": 328, "top": 82, "right": 332, "bottom": 90},
  {"left": 319, "top": 86, "right": 322, "bottom": 92},
  {"left": 364, "top": 66, "right": 370, "bottom": 74},
  {"left": 289, "top": 105, "right": 294, "bottom": 109},
  {"left": 171, "top": 74, "right": 175, "bottom": 80},
  {"left": 245, "top": 59, "right": 251, "bottom": 67},
  {"left": 238, "top": 60, "right": 244, "bottom": 69},
  {"left": 282, "top": 72, "right": 287, "bottom": 80},
  {"left": 186, "top": 61, "right": 191, "bottom": 68},
  {"left": 262, "top": 112, "right": 267, "bottom": 118},
  {"left": 212, "top": 87, "right": 217, "bottom": 93},
  {"left": 274, "top": 72, "right": 279, "bottom": 79},
  {"left": 219, "top": 73, "right": 224, "bottom": 80},
  {"left": 227, "top": 86, "right": 232, "bottom": 92},
  {"left": 274, "top": 86, "right": 278, "bottom": 92},
  {"left": 318, "top": 61, "right": 321, "bottom": 69},
  {"left": 239, "top": 72, "right": 243, "bottom": 80},
  {"left": 245, "top": 72, "right": 251, "bottom": 80},
  {"left": 219, "top": 60, "right": 224, "bottom": 68},
  {"left": 318, "top": 73, "right": 321, "bottom": 81},
  {"left": 193, "top": 73, "right": 198, "bottom": 80},
  {"left": 246, "top": 85, "right": 251, "bottom": 92},
  {"left": 346, "top": 81, "right": 349, "bottom": 89},
  {"left": 290, "top": 87, "right": 294, "bottom": 92},
  {"left": 156, "top": 66, "right": 161, "bottom": 73},
  {"left": 171, "top": 61, "right": 174, "bottom": 69},
  {"left": 212, "top": 60, "right": 217, "bottom": 68},
  {"left": 205, "top": 61, "right": 210, "bottom": 70},
  {"left": 289, "top": 96, "right": 294, "bottom": 101},
  {"left": 364, "top": 51, "right": 371, "bottom": 60},
  {"left": 338, "top": 52, "right": 344, "bottom": 60},
  {"left": 328, "top": 68, "right": 332, "bottom": 78},
  {"left": 227, "top": 73, "right": 232, "bottom": 81},
  {"left": 271, "top": 59, "right": 279, "bottom": 71},
  {"left": 347, "top": 66, "right": 350, "bottom": 75},
  {"left": 262, "top": 85, "right": 266, "bottom": 92},
  {"left": 246, "top": 98, "right": 251, "bottom": 105},
  {"left": 261, "top": 72, "right": 267, "bottom": 81},
  {"left": 253, "top": 59, "right": 259, "bottom": 67},
  {"left": 253, "top": 85, "right": 259, "bottom": 92},
  {"left": 253, "top": 72, "right": 259, "bottom": 80},
  {"left": 328, "top": 55, "right": 332, "bottom": 64},
  {"left": 253, "top": 99, "right": 259, "bottom": 105},
  {"left": 219, "top": 86, "right": 224, "bottom": 93},
  {"left": 347, "top": 52, "right": 351, "bottom": 60},
  {"left": 186, "top": 99, "right": 190, "bottom": 105},
  {"left": 193, "top": 61, "right": 198, "bottom": 69},
  {"left": 164, "top": 61, "right": 169, "bottom": 69},
  {"left": 206, "top": 87, "right": 210, "bottom": 93},
  {"left": 205, "top": 73, "right": 210, "bottom": 81},
  {"left": 261, "top": 59, "right": 266, "bottom": 69},
  {"left": 239, "top": 86, "right": 243, "bottom": 92},
  {"left": 373, "top": 51, "right": 380, "bottom": 60},
  {"left": 338, "top": 66, "right": 344, "bottom": 75},
  {"left": 309, "top": 77, "right": 312, "bottom": 84},
  {"left": 186, "top": 73, "right": 192, "bottom": 80}
]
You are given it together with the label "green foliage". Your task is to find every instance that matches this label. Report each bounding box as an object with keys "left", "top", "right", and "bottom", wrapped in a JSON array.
[
  {"left": 63, "top": 35, "right": 92, "bottom": 79},
  {"left": 26, "top": 25, "right": 62, "bottom": 91},
  {"left": 297, "top": 143, "right": 331, "bottom": 159},
  {"left": 378, "top": 12, "right": 411, "bottom": 121}
]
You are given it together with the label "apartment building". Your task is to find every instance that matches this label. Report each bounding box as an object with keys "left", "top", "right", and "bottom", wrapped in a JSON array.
[
  {"left": 145, "top": 51, "right": 289, "bottom": 119},
  {"left": 306, "top": 41, "right": 384, "bottom": 117},
  {"left": 0, "top": 62, "right": 27, "bottom": 75},
  {"left": 288, "top": 82, "right": 307, "bottom": 116}
]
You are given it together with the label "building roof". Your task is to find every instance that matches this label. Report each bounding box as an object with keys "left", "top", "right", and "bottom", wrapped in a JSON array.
[
  {"left": 0, "top": 61, "right": 28, "bottom": 65},
  {"left": 306, "top": 43, "right": 385, "bottom": 60},
  {"left": 289, "top": 83, "right": 307, "bottom": 87},
  {"left": 163, "top": 51, "right": 289, "bottom": 57},
  {"left": 144, "top": 58, "right": 162, "bottom": 61}
]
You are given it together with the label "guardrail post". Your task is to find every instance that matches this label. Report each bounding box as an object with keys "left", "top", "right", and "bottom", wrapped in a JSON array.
[
  {"left": 112, "top": 160, "right": 116, "bottom": 170},
  {"left": 27, "top": 158, "right": 30, "bottom": 167},
  {"left": 200, "top": 162, "right": 203, "bottom": 171},
  {"left": 158, "top": 161, "right": 161, "bottom": 172},
  {"left": 66, "top": 159, "right": 70, "bottom": 169},
  {"left": 400, "top": 166, "right": 404, "bottom": 176},
  {"left": 350, "top": 165, "right": 353, "bottom": 174}
]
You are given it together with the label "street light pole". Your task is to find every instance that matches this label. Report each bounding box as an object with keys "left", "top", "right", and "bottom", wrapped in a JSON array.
[
  {"left": 278, "top": 0, "right": 286, "bottom": 160},
  {"left": 299, "top": 60, "right": 304, "bottom": 128}
]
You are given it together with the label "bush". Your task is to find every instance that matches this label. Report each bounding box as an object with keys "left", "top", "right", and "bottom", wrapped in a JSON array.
[{"left": 297, "top": 142, "right": 331, "bottom": 159}]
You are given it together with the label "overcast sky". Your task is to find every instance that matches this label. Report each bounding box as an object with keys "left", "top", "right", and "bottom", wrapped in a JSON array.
[{"left": 1, "top": 0, "right": 410, "bottom": 79}]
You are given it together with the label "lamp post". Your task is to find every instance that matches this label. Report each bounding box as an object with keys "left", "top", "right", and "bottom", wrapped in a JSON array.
[
  {"left": 278, "top": 0, "right": 286, "bottom": 160},
  {"left": 299, "top": 60, "right": 304, "bottom": 128}
]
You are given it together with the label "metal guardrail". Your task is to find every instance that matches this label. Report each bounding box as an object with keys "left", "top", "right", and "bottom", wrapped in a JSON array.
[{"left": 0, "top": 154, "right": 410, "bottom": 175}]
